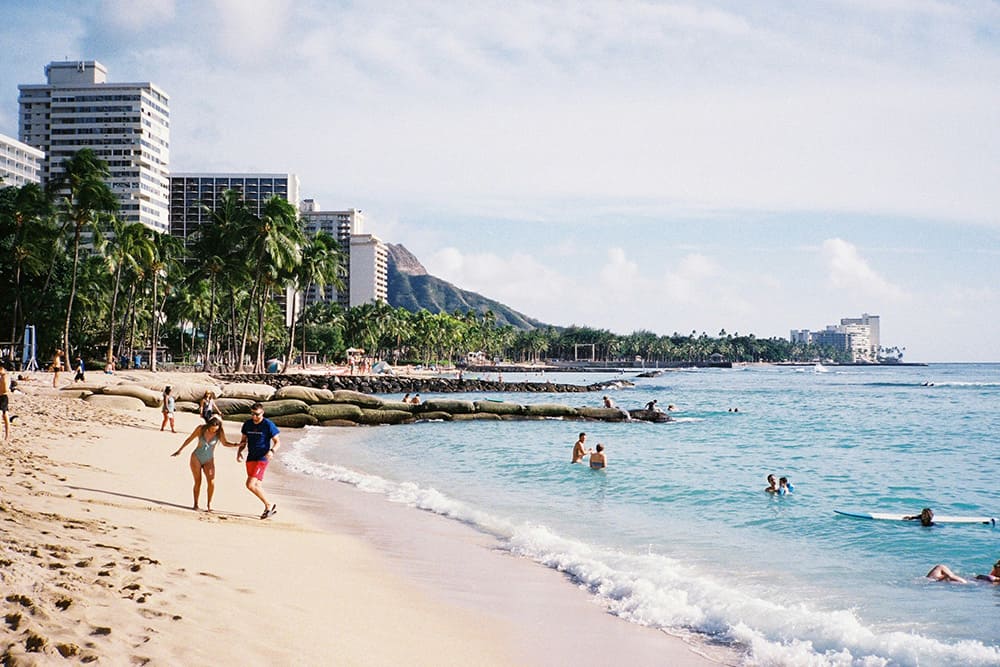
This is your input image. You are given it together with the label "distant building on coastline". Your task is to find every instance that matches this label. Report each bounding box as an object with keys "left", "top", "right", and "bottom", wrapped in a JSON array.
[
  {"left": 168, "top": 172, "right": 300, "bottom": 248},
  {"left": 18, "top": 60, "right": 171, "bottom": 233},
  {"left": 0, "top": 132, "right": 44, "bottom": 186},
  {"left": 790, "top": 313, "right": 880, "bottom": 362},
  {"left": 299, "top": 200, "right": 387, "bottom": 308}
]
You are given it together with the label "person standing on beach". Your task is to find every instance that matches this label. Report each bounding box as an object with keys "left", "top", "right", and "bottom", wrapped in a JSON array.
[
  {"left": 73, "top": 357, "right": 86, "bottom": 382},
  {"left": 199, "top": 390, "right": 219, "bottom": 424},
  {"left": 0, "top": 366, "right": 10, "bottom": 441},
  {"left": 161, "top": 386, "right": 176, "bottom": 433},
  {"left": 172, "top": 416, "right": 234, "bottom": 512},
  {"left": 51, "top": 349, "right": 63, "bottom": 388},
  {"left": 237, "top": 403, "right": 280, "bottom": 519},
  {"left": 572, "top": 432, "right": 591, "bottom": 463}
]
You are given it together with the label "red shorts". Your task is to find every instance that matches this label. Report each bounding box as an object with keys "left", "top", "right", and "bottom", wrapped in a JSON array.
[{"left": 246, "top": 460, "right": 269, "bottom": 481}]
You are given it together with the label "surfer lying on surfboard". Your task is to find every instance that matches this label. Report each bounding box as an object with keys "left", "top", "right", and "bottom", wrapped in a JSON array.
[
  {"left": 903, "top": 508, "right": 935, "bottom": 526},
  {"left": 927, "top": 559, "right": 1000, "bottom": 584}
]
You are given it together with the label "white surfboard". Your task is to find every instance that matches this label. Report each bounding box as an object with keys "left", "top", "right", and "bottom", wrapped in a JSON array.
[{"left": 835, "top": 510, "right": 995, "bottom": 525}]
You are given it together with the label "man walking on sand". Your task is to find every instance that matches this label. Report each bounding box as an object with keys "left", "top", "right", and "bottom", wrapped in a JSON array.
[
  {"left": 237, "top": 403, "right": 281, "bottom": 519},
  {"left": 0, "top": 366, "right": 10, "bottom": 441}
]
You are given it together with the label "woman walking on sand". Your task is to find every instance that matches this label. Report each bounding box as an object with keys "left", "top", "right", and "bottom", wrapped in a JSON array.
[
  {"left": 171, "top": 416, "right": 234, "bottom": 511},
  {"left": 199, "top": 390, "right": 219, "bottom": 423},
  {"left": 160, "top": 386, "right": 176, "bottom": 433}
]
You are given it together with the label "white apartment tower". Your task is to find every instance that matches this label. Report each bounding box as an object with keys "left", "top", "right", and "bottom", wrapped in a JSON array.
[
  {"left": 349, "top": 234, "right": 389, "bottom": 307},
  {"left": 0, "top": 132, "right": 44, "bottom": 186},
  {"left": 18, "top": 61, "right": 171, "bottom": 233},
  {"left": 300, "top": 200, "right": 364, "bottom": 307}
]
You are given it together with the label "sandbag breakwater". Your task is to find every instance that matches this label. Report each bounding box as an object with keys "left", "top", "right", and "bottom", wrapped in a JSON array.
[
  {"left": 211, "top": 373, "right": 633, "bottom": 395},
  {"left": 60, "top": 379, "right": 669, "bottom": 428}
]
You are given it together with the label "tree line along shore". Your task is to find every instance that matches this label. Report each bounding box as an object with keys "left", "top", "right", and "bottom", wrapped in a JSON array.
[{"left": 3, "top": 148, "right": 881, "bottom": 377}]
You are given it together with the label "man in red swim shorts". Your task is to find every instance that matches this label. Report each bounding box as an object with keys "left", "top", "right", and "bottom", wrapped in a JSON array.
[{"left": 237, "top": 403, "right": 281, "bottom": 519}]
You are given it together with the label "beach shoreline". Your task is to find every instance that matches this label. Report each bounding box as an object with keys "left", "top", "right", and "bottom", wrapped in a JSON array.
[{"left": 1, "top": 371, "right": 733, "bottom": 665}]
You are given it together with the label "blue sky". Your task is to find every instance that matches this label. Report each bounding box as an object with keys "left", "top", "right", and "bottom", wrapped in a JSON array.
[{"left": 2, "top": 0, "right": 999, "bottom": 361}]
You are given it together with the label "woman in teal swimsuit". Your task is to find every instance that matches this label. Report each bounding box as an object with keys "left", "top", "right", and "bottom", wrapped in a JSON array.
[{"left": 172, "top": 416, "right": 234, "bottom": 511}]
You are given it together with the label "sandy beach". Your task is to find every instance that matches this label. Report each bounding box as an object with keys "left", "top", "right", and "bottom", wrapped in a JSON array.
[{"left": 1, "top": 371, "right": 730, "bottom": 665}]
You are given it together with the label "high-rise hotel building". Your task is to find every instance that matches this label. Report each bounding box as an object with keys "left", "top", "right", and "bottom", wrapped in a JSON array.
[
  {"left": 18, "top": 61, "right": 170, "bottom": 233},
  {"left": 169, "top": 173, "right": 300, "bottom": 247},
  {"left": 0, "top": 132, "right": 44, "bottom": 187}
]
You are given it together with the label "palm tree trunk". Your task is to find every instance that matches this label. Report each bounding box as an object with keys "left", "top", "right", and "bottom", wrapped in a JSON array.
[
  {"left": 237, "top": 279, "right": 261, "bottom": 373},
  {"left": 282, "top": 293, "right": 298, "bottom": 373},
  {"left": 62, "top": 223, "right": 83, "bottom": 371},
  {"left": 106, "top": 263, "right": 123, "bottom": 365},
  {"left": 150, "top": 272, "right": 159, "bottom": 372},
  {"left": 204, "top": 274, "right": 218, "bottom": 373}
]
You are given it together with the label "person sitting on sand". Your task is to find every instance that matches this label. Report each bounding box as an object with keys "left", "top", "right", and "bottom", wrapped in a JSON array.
[
  {"left": 171, "top": 416, "right": 235, "bottom": 512},
  {"left": 572, "top": 432, "right": 591, "bottom": 463},
  {"left": 904, "top": 508, "right": 935, "bottom": 526},
  {"left": 589, "top": 443, "right": 607, "bottom": 470},
  {"left": 765, "top": 474, "right": 779, "bottom": 493}
]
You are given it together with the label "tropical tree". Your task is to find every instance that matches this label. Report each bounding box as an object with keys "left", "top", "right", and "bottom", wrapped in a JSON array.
[
  {"left": 52, "top": 149, "right": 118, "bottom": 368},
  {"left": 283, "top": 231, "right": 345, "bottom": 372}
]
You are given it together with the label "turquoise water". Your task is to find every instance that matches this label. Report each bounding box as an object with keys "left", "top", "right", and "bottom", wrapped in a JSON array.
[{"left": 283, "top": 364, "right": 1000, "bottom": 666}]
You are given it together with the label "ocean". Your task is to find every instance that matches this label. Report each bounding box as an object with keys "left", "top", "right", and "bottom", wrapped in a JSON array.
[{"left": 282, "top": 363, "right": 1000, "bottom": 666}]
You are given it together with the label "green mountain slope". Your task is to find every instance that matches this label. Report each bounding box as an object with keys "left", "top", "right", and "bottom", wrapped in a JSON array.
[{"left": 386, "top": 243, "right": 546, "bottom": 330}]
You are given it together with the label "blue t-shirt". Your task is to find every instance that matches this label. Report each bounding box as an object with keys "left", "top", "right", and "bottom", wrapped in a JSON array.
[{"left": 242, "top": 418, "right": 280, "bottom": 461}]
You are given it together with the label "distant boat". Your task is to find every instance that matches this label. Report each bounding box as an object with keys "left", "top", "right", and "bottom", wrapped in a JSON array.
[{"left": 814, "top": 363, "right": 828, "bottom": 373}]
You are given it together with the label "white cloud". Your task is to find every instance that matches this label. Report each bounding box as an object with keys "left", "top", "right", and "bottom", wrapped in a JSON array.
[
  {"left": 821, "top": 238, "right": 907, "bottom": 300},
  {"left": 100, "top": 0, "right": 175, "bottom": 31}
]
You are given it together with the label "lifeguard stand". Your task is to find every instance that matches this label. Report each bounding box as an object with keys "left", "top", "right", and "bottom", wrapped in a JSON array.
[{"left": 21, "top": 325, "right": 39, "bottom": 371}]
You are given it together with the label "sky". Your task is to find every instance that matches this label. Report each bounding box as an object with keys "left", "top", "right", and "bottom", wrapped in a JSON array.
[{"left": 2, "top": 0, "right": 999, "bottom": 362}]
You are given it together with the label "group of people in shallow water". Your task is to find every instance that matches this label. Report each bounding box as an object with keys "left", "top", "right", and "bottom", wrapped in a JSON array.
[
  {"left": 571, "top": 432, "right": 606, "bottom": 469},
  {"left": 896, "top": 507, "right": 1000, "bottom": 585},
  {"left": 764, "top": 474, "right": 794, "bottom": 495},
  {"left": 166, "top": 388, "right": 281, "bottom": 519}
]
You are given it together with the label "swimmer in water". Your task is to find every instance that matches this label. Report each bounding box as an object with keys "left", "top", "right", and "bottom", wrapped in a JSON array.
[
  {"left": 572, "top": 432, "right": 591, "bottom": 463},
  {"left": 765, "top": 474, "right": 779, "bottom": 494},
  {"left": 589, "top": 443, "right": 606, "bottom": 470}
]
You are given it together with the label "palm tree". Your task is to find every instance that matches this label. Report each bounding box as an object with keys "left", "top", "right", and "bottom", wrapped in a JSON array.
[
  {"left": 102, "top": 218, "right": 151, "bottom": 366},
  {"left": 0, "top": 183, "right": 56, "bottom": 362},
  {"left": 282, "top": 231, "right": 345, "bottom": 372},
  {"left": 147, "top": 233, "right": 185, "bottom": 371},
  {"left": 191, "top": 189, "right": 251, "bottom": 372},
  {"left": 237, "top": 196, "right": 304, "bottom": 372},
  {"left": 52, "top": 149, "right": 118, "bottom": 368}
]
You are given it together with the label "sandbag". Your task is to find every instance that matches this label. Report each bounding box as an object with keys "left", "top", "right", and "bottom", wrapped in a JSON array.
[
  {"left": 524, "top": 403, "right": 580, "bottom": 418},
  {"left": 413, "top": 411, "right": 453, "bottom": 421},
  {"left": 136, "top": 382, "right": 221, "bottom": 404},
  {"left": 308, "top": 403, "right": 364, "bottom": 422},
  {"left": 452, "top": 413, "right": 501, "bottom": 421},
  {"left": 328, "top": 390, "right": 383, "bottom": 408},
  {"left": 215, "top": 397, "right": 256, "bottom": 415},
  {"left": 578, "top": 407, "right": 629, "bottom": 421},
  {"left": 274, "top": 385, "right": 335, "bottom": 404},
  {"left": 175, "top": 400, "right": 200, "bottom": 413},
  {"left": 357, "top": 409, "right": 415, "bottom": 425},
  {"left": 319, "top": 419, "right": 359, "bottom": 427},
  {"left": 473, "top": 400, "right": 525, "bottom": 416},
  {"left": 270, "top": 413, "right": 318, "bottom": 428},
  {"left": 223, "top": 413, "right": 250, "bottom": 423},
  {"left": 102, "top": 384, "right": 162, "bottom": 407},
  {"left": 378, "top": 400, "right": 415, "bottom": 412},
  {"left": 220, "top": 383, "right": 276, "bottom": 401},
  {"left": 259, "top": 399, "right": 309, "bottom": 417},
  {"left": 84, "top": 394, "right": 147, "bottom": 411},
  {"left": 421, "top": 399, "right": 475, "bottom": 414}
]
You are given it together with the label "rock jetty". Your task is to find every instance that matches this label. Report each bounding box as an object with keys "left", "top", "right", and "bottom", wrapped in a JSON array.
[{"left": 60, "top": 378, "right": 678, "bottom": 428}]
